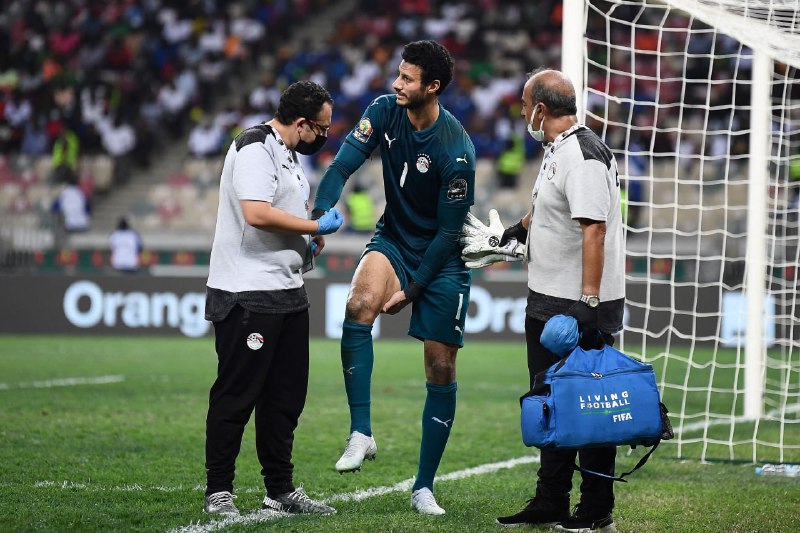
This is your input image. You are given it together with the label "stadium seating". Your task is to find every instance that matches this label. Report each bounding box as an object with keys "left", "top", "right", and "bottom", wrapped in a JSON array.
[{"left": 0, "top": 0, "right": 753, "bottom": 263}]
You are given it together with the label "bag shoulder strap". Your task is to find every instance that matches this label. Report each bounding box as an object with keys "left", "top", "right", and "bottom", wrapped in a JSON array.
[
  {"left": 573, "top": 441, "right": 660, "bottom": 483},
  {"left": 519, "top": 356, "right": 571, "bottom": 406}
]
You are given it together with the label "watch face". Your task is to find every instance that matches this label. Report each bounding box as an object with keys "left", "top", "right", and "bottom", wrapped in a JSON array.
[{"left": 582, "top": 295, "right": 600, "bottom": 308}]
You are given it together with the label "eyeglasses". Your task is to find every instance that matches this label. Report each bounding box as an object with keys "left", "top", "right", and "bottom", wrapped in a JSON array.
[{"left": 306, "top": 119, "right": 330, "bottom": 137}]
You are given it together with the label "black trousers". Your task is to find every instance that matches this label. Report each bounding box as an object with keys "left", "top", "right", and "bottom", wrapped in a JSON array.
[
  {"left": 205, "top": 304, "right": 309, "bottom": 496},
  {"left": 525, "top": 315, "right": 616, "bottom": 514}
]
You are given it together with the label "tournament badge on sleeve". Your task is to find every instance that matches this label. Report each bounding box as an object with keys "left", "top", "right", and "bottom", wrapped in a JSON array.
[{"left": 353, "top": 118, "right": 373, "bottom": 143}]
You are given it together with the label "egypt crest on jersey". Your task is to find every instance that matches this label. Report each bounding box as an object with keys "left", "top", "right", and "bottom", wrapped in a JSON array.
[{"left": 416, "top": 153, "right": 431, "bottom": 173}]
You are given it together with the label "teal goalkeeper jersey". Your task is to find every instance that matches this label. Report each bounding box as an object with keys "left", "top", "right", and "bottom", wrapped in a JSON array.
[{"left": 315, "top": 94, "right": 476, "bottom": 284}]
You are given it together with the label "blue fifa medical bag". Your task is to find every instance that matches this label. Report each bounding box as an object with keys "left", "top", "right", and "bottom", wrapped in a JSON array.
[{"left": 521, "top": 344, "right": 671, "bottom": 480}]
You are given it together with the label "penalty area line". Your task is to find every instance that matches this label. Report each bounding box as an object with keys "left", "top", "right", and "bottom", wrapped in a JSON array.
[{"left": 168, "top": 454, "right": 541, "bottom": 533}]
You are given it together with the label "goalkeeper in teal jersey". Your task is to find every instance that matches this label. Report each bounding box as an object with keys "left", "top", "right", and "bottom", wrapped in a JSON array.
[{"left": 313, "top": 40, "right": 475, "bottom": 515}]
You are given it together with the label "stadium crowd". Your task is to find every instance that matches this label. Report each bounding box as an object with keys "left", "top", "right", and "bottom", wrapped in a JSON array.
[
  {"left": 0, "top": 0, "right": 568, "bottom": 239},
  {"left": 275, "top": 0, "right": 561, "bottom": 163},
  {"left": 0, "top": 0, "right": 329, "bottom": 223},
  {"left": 3, "top": 0, "right": 787, "bottom": 240}
]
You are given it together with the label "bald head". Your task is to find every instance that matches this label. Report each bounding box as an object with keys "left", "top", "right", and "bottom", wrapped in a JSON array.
[{"left": 525, "top": 69, "right": 577, "bottom": 118}]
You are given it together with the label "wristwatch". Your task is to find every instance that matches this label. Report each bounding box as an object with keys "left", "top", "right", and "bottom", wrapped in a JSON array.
[{"left": 580, "top": 294, "right": 600, "bottom": 308}]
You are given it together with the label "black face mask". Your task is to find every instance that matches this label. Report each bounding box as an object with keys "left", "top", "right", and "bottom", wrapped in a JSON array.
[{"left": 295, "top": 124, "right": 327, "bottom": 155}]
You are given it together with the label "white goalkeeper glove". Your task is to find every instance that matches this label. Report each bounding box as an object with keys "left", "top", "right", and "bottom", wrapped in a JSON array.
[
  {"left": 463, "top": 251, "right": 522, "bottom": 269},
  {"left": 460, "top": 209, "right": 526, "bottom": 268}
]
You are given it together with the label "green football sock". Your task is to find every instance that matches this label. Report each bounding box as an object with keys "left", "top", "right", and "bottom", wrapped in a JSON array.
[
  {"left": 413, "top": 381, "right": 457, "bottom": 492},
  {"left": 341, "top": 320, "right": 374, "bottom": 436}
]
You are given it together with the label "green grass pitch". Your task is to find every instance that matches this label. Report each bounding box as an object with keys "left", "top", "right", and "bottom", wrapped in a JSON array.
[{"left": 1, "top": 335, "right": 798, "bottom": 532}]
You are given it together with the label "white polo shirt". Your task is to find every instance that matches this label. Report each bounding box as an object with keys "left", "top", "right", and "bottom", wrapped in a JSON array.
[
  {"left": 527, "top": 125, "right": 625, "bottom": 302},
  {"left": 207, "top": 124, "right": 311, "bottom": 293}
]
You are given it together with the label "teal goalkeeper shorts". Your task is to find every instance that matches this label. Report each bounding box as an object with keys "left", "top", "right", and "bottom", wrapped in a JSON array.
[{"left": 364, "top": 236, "right": 471, "bottom": 347}]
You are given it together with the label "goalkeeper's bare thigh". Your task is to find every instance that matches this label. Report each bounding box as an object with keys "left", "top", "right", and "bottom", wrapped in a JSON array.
[
  {"left": 364, "top": 236, "right": 470, "bottom": 346},
  {"left": 345, "top": 249, "right": 401, "bottom": 324}
]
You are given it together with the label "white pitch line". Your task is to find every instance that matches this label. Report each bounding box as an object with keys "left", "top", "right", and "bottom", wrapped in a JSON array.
[
  {"left": 30, "top": 481, "right": 209, "bottom": 493},
  {"left": 168, "top": 454, "right": 541, "bottom": 533},
  {"left": 170, "top": 509, "right": 292, "bottom": 533},
  {"left": 0, "top": 375, "right": 125, "bottom": 391}
]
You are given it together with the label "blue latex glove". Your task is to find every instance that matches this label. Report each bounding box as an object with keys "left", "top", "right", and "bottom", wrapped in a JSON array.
[{"left": 313, "top": 208, "right": 344, "bottom": 236}]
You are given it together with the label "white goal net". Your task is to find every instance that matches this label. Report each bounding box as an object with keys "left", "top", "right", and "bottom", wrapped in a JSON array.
[{"left": 565, "top": 0, "right": 800, "bottom": 463}]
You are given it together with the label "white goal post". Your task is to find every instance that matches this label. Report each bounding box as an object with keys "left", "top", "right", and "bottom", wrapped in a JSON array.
[{"left": 562, "top": 0, "right": 800, "bottom": 463}]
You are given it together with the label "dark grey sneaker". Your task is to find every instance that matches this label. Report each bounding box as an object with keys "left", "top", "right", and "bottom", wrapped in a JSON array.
[
  {"left": 203, "top": 491, "right": 240, "bottom": 516},
  {"left": 555, "top": 511, "right": 616, "bottom": 532},
  {"left": 262, "top": 486, "right": 336, "bottom": 515},
  {"left": 496, "top": 497, "right": 569, "bottom": 527}
]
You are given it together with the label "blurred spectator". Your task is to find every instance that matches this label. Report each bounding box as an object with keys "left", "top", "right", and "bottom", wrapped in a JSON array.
[
  {"left": 160, "top": 8, "right": 193, "bottom": 45},
  {"left": 131, "top": 113, "right": 155, "bottom": 169},
  {"left": 52, "top": 172, "right": 90, "bottom": 232},
  {"left": 105, "top": 35, "right": 133, "bottom": 71},
  {"left": 196, "top": 51, "right": 228, "bottom": 110},
  {"left": 789, "top": 154, "right": 800, "bottom": 209},
  {"left": 238, "top": 97, "right": 270, "bottom": 131},
  {"left": 51, "top": 129, "right": 80, "bottom": 175},
  {"left": 109, "top": 217, "right": 143, "bottom": 272},
  {"left": 174, "top": 59, "right": 199, "bottom": 105},
  {"left": 496, "top": 133, "right": 525, "bottom": 189},
  {"left": 80, "top": 84, "right": 108, "bottom": 128},
  {"left": 249, "top": 73, "right": 281, "bottom": 113},
  {"left": 3, "top": 88, "right": 32, "bottom": 150},
  {"left": 188, "top": 115, "right": 224, "bottom": 159},
  {"left": 138, "top": 85, "right": 165, "bottom": 153},
  {"left": 345, "top": 183, "right": 377, "bottom": 234},
  {"left": 158, "top": 78, "right": 190, "bottom": 138},
  {"left": 20, "top": 113, "right": 50, "bottom": 157},
  {"left": 623, "top": 139, "right": 646, "bottom": 228},
  {"left": 619, "top": 180, "right": 629, "bottom": 226},
  {"left": 99, "top": 113, "right": 137, "bottom": 184}
]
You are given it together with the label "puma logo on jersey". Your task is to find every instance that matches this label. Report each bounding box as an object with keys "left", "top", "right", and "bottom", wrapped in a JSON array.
[
  {"left": 385, "top": 133, "right": 396, "bottom": 148},
  {"left": 455, "top": 325, "right": 463, "bottom": 334},
  {"left": 432, "top": 417, "right": 452, "bottom": 428},
  {"left": 456, "top": 154, "right": 468, "bottom": 164}
]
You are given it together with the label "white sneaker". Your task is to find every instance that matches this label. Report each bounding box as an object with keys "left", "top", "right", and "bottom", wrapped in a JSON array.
[
  {"left": 411, "top": 487, "right": 446, "bottom": 515},
  {"left": 335, "top": 431, "right": 377, "bottom": 472}
]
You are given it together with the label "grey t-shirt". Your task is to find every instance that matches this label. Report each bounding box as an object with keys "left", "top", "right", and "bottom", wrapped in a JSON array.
[
  {"left": 526, "top": 126, "right": 625, "bottom": 331},
  {"left": 206, "top": 124, "right": 311, "bottom": 320}
]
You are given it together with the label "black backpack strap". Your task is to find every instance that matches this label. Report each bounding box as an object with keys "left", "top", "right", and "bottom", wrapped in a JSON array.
[{"left": 572, "top": 441, "right": 661, "bottom": 483}]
